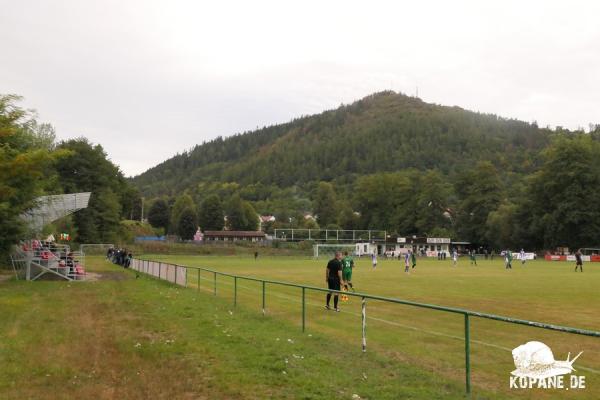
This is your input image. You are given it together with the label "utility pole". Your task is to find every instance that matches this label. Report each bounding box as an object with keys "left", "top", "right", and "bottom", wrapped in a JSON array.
[{"left": 140, "top": 197, "right": 144, "bottom": 222}]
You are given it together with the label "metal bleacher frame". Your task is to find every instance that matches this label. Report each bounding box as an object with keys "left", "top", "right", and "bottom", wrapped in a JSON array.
[
  {"left": 11, "top": 192, "right": 91, "bottom": 281},
  {"left": 11, "top": 242, "right": 85, "bottom": 281}
]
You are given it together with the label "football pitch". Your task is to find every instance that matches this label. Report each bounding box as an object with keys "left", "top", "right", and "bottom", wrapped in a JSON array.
[{"left": 143, "top": 253, "right": 600, "bottom": 398}]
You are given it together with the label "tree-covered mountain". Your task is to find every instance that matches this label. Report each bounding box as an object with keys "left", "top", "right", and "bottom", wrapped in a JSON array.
[
  {"left": 133, "top": 91, "right": 600, "bottom": 250},
  {"left": 134, "top": 91, "right": 548, "bottom": 195}
]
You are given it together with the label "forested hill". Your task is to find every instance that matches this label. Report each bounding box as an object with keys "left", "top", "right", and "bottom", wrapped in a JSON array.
[
  {"left": 132, "top": 91, "right": 549, "bottom": 195},
  {"left": 132, "top": 91, "right": 600, "bottom": 250}
]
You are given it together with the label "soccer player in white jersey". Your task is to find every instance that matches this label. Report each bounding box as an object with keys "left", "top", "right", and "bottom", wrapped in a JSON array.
[
  {"left": 371, "top": 253, "right": 377, "bottom": 269},
  {"left": 452, "top": 249, "right": 458, "bottom": 266}
]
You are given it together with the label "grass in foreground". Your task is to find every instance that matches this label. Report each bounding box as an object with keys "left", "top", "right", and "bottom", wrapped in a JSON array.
[
  {"left": 2, "top": 256, "right": 485, "bottom": 400},
  {"left": 140, "top": 254, "right": 600, "bottom": 399}
]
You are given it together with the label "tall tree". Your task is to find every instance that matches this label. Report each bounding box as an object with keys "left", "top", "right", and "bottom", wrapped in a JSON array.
[
  {"left": 121, "top": 185, "right": 142, "bottom": 220},
  {"left": 337, "top": 201, "right": 360, "bottom": 230},
  {"left": 147, "top": 199, "right": 170, "bottom": 232},
  {"left": 225, "top": 195, "right": 258, "bottom": 231},
  {"left": 454, "top": 161, "right": 502, "bottom": 244},
  {"left": 414, "top": 170, "right": 454, "bottom": 236},
  {"left": 198, "top": 194, "right": 224, "bottom": 231},
  {"left": 93, "top": 188, "right": 121, "bottom": 242},
  {"left": 485, "top": 201, "right": 518, "bottom": 249},
  {"left": 177, "top": 207, "right": 197, "bottom": 240},
  {"left": 527, "top": 135, "right": 600, "bottom": 249},
  {"left": 354, "top": 171, "right": 418, "bottom": 233},
  {"left": 55, "top": 138, "right": 127, "bottom": 243},
  {"left": 226, "top": 195, "right": 247, "bottom": 231},
  {"left": 313, "top": 182, "right": 338, "bottom": 227},
  {"left": 0, "top": 95, "right": 59, "bottom": 256},
  {"left": 169, "top": 194, "right": 195, "bottom": 233},
  {"left": 242, "top": 201, "right": 259, "bottom": 231}
]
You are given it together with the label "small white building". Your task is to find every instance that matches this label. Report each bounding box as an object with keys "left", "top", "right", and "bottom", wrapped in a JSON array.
[
  {"left": 355, "top": 242, "right": 379, "bottom": 256},
  {"left": 356, "top": 237, "right": 451, "bottom": 257}
]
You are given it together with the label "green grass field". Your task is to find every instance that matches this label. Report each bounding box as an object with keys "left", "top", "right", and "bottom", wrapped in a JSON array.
[
  {"left": 141, "top": 253, "right": 600, "bottom": 399},
  {"left": 1, "top": 256, "right": 477, "bottom": 400},
  {"left": 1, "top": 254, "right": 598, "bottom": 399}
]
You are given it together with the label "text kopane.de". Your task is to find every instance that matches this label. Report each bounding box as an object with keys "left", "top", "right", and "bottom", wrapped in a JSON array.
[{"left": 510, "top": 375, "right": 586, "bottom": 390}]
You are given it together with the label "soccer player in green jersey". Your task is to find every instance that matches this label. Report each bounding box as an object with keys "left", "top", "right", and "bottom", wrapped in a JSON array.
[
  {"left": 505, "top": 250, "right": 513, "bottom": 269},
  {"left": 341, "top": 251, "right": 355, "bottom": 292},
  {"left": 469, "top": 250, "right": 477, "bottom": 266}
]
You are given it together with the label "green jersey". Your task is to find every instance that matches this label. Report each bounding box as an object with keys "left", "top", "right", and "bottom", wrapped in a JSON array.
[{"left": 342, "top": 256, "right": 354, "bottom": 272}]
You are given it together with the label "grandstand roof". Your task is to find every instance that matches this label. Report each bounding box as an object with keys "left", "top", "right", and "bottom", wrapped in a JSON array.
[{"left": 21, "top": 192, "right": 91, "bottom": 232}]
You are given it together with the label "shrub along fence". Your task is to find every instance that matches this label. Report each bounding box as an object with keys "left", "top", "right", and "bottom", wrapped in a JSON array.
[{"left": 130, "top": 258, "right": 600, "bottom": 395}]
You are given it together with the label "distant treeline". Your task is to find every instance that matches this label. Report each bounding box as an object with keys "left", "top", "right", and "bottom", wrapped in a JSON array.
[{"left": 134, "top": 92, "right": 600, "bottom": 250}]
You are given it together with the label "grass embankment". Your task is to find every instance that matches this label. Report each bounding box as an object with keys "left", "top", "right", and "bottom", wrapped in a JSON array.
[
  {"left": 82, "top": 241, "right": 312, "bottom": 258},
  {"left": 2, "top": 256, "right": 478, "bottom": 400},
  {"left": 141, "top": 254, "right": 600, "bottom": 399}
]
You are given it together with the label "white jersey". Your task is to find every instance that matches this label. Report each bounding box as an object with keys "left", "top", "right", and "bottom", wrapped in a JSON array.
[{"left": 452, "top": 252, "right": 457, "bottom": 261}]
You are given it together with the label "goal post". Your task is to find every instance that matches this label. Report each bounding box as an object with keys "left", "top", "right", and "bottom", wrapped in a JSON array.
[{"left": 313, "top": 243, "right": 356, "bottom": 259}]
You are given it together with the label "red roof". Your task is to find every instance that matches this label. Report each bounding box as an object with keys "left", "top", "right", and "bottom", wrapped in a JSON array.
[{"left": 204, "top": 231, "right": 265, "bottom": 238}]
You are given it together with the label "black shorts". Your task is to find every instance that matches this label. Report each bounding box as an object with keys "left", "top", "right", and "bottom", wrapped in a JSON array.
[{"left": 327, "top": 279, "right": 341, "bottom": 291}]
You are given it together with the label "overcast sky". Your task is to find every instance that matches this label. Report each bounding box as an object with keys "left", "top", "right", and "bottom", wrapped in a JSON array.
[{"left": 2, "top": 1, "right": 599, "bottom": 176}]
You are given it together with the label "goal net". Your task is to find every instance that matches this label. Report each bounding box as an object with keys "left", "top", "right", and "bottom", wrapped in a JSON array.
[{"left": 313, "top": 244, "right": 356, "bottom": 259}]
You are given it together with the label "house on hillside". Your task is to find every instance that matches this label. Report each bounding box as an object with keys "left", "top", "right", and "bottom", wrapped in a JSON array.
[
  {"left": 260, "top": 215, "right": 276, "bottom": 223},
  {"left": 303, "top": 212, "right": 315, "bottom": 221},
  {"left": 258, "top": 215, "right": 276, "bottom": 232},
  {"left": 203, "top": 231, "right": 266, "bottom": 242}
]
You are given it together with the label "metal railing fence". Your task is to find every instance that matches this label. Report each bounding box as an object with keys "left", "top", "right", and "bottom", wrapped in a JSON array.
[{"left": 130, "top": 257, "right": 600, "bottom": 395}]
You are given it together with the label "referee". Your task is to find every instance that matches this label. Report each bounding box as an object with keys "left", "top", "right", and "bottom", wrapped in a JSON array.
[
  {"left": 325, "top": 251, "right": 343, "bottom": 312},
  {"left": 575, "top": 249, "right": 583, "bottom": 272}
]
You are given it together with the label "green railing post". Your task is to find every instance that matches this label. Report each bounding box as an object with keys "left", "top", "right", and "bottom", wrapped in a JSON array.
[
  {"left": 197, "top": 269, "right": 200, "bottom": 291},
  {"left": 234, "top": 276, "right": 237, "bottom": 307},
  {"left": 174, "top": 265, "right": 178, "bottom": 285},
  {"left": 302, "top": 287, "right": 306, "bottom": 332},
  {"left": 213, "top": 271, "right": 217, "bottom": 296},
  {"left": 262, "top": 281, "right": 266, "bottom": 315},
  {"left": 158, "top": 262, "right": 162, "bottom": 279},
  {"left": 465, "top": 313, "right": 471, "bottom": 395}
]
